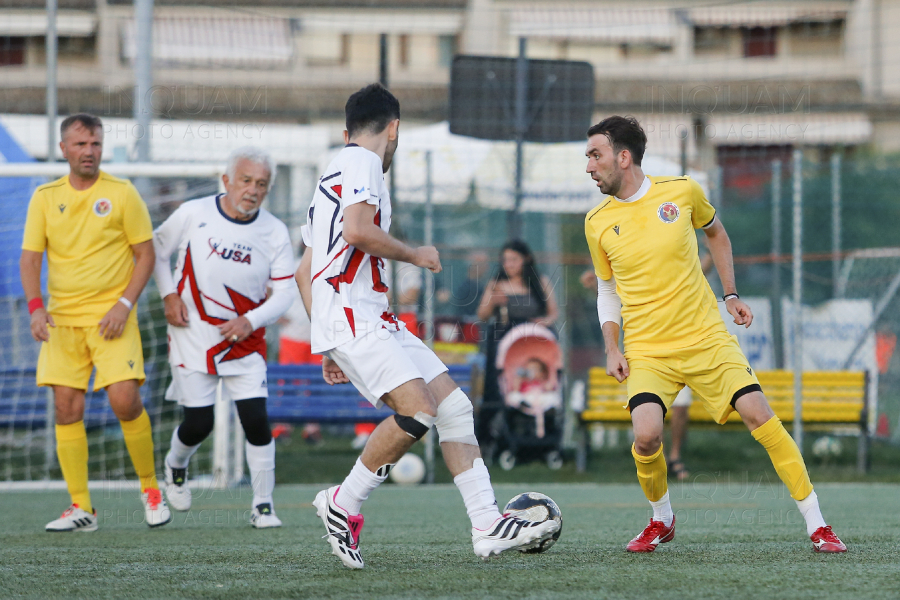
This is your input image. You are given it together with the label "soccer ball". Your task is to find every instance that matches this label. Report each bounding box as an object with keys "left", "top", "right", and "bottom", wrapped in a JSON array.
[
  {"left": 812, "top": 436, "right": 843, "bottom": 458},
  {"left": 389, "top": 453, "right": 426, "bottom": 484},
  {"left": 503, "top": 492, "right": 563, "bottom": 553}
]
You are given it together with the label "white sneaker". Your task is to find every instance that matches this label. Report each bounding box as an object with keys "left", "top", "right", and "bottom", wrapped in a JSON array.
[
  {"left": 142, "top": 488, "right": 172, "bottom": 528},
  {"left": 313, "top": 486, "right": 365, "bottom": 569},
  {"left": 164, "top": 461, "right": 192, "bottom": 512},
  {"left": 351, "top": 433, "right": 370, "bottom": 450},
  {"left": 45, "top": 504, "right": 98, "bottom": 532},
  {"left": 250, "top": 503, "right": 282, "bottom": 529},
  {"left": 472, "top": 514, "right": 560, "bottom": 559}
]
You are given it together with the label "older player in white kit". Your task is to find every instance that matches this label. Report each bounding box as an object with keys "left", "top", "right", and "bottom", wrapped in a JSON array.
[
  {"left": 153, "top": 147, "right": 298, "bottom": 528},
  {"left": 297, "top": 84, "right": 558, "bottom": 569}
]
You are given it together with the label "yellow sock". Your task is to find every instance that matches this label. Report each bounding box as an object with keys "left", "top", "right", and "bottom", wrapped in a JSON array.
[
  {"left": 632, "top": 443, "right": 668, "bottom": 502},
  {"left": 120, "top": 409, "right": 159, "bottom": 491},
  {"left": 751, "top": 416, "right": 814, "bottom": 501},
  {"left": 56, "top": 421, "right": 92, "bottom": 513}
]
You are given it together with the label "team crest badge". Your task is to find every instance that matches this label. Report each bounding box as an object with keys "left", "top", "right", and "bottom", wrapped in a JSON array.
[
  {"left": 657, "top": 202, "right": 680, "bottom": 224},
  {"left": 93, "top": 198, "right": 112, "bottom": 217}
]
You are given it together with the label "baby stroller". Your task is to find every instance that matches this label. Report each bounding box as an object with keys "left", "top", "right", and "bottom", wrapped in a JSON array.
[{"left": 488, "top": 323, "right": 564, "bottom": 470}]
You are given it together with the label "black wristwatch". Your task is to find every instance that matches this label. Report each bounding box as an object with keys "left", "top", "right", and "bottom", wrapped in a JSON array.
[{"left": 722, "top": 293, "right": 740, "bottom": 302}]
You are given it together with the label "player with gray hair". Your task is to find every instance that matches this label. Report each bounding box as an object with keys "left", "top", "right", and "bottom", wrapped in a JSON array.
[{"left": 153, "top": 145, "right": 297, "bottom": 528}]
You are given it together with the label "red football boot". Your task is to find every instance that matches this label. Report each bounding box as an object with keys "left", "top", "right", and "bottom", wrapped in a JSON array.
[
  {"left": 626, "top": 516, "right": 676, "bottom": 552},
  {"left": 811, "top": 525, "right": 847, "bottom": 553}
]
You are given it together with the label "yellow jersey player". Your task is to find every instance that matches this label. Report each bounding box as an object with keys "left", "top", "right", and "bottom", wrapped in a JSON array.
[
  {"left": 583, "top": 116, "right": 845, "bottom": 553},
  {"left": 19, "top": 113, "right": 170, "bottom": 531}
]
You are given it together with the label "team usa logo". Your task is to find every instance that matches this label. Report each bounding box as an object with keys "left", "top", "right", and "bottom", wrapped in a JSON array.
[
  {"left": 93, "top": 198, "right": 112, "bottom": 217},
  {"left": 207, "top": 238, "right": 252, "bottom": 264},
  {"left": 657, "top": 202, "right": 680, "bottom": 224}
]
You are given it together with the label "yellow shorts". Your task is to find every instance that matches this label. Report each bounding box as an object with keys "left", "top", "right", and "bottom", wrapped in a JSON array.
[
  {"left": 36, "top": 314, "right": 146, "bottom": 390},
  {"left": 625, "top": 331, "right": 760, "bottom": 424}
]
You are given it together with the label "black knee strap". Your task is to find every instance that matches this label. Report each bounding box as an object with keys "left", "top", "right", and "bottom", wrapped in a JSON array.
[
  {"left": 394, "top": 414, "right": 430, "bottom": 440},
  {"left": 178, "top": 405, "right": 215, "bottom": 446},
  {"left": 235, "top": 397, "right": 272, "bottom": 446},
  {"left": 730, "top": 384, "right": 763, "bottom": 408},
  {"left": 628, "top": 392, "right": 667, "bottom": 417}
]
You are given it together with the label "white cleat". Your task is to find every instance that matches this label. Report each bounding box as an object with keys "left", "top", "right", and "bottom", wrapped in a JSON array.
[
  {"left": 45, "top": 504, "right": 98, "bottom": 532},
  {"left": 142, "top": 488, "right": 172, "bottom": 528},
  {"left": 313, "top": 486, "right": 365, "bottom": 569},
  {"left": 164, "top": 461, "right": 192, "bottom": 512},
  {"left": 472, "top": 514, "right": 560, "bottom": 560},
  {"left": 250, "top": 503, "right": 282, "bottom": 529}
]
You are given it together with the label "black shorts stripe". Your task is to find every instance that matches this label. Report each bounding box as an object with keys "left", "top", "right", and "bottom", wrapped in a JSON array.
[
  {"left": 628, "top": 392, "right": 667, "bottom": 417},
  {"left": 730, "top": 384, "right": 763, "bottom": 408}
]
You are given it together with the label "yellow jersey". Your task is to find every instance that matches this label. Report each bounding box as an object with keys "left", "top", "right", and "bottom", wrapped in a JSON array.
[
  {"left": 21, "top": 171, "right": 153, "bottom": 326},
  {"left": 584, "top": 175, "right": 727, "bottom": 355}
]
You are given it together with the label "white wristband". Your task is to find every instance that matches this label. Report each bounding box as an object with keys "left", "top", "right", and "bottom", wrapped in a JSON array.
[{"left": 118, "top": 297, "right": 134, "bottom": 311}]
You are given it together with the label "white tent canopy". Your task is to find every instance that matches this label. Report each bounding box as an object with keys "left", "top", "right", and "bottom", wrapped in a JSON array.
[{"left": 390, "top": 122, "right": 707, "bottom": 214}]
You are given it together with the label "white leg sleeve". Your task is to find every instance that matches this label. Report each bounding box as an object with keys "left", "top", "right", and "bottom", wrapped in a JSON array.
[
  {"left": 245, "top": 440, "right": 275, "bottom": 508},
  {"left": 435, "top": 388, "right": 479, "bottom": 446}
]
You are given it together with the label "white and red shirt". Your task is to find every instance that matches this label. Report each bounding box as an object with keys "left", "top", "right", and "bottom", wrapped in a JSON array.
[
  {"left": 301, "top": 145, "right": 401, "bottom": 353},
  {"left": 154, "top": 195, "right": 295, "bottom": 375}
]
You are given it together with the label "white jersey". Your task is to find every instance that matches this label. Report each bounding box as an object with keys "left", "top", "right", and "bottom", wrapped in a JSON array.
[
  {"left": 301, "top": 145, "right": 401, "bottom": 353},
  {"left": 154, "top": 195, "right": 295, "bottom": 375}
]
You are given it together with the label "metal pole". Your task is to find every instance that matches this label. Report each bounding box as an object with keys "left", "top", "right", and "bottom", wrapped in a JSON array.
[
  {"left": 379, "top": 33, "right": 389, "bottom": 88},
  {"left": 46, "top": 0, "right": 57, "bottom": 162},
  {"left": 792, "top": 149, "right": 804, "bottom": 449},
  {"left": 134, "top": 0, "right": 153, "bottom": 162},
  {"left": 510, "top": 37, "right": 527, "bottom": 239},
  {"left": 831, "top": 152, "right": 842, "bottom": 298},
  {"left": 212, "top": 379, "right": 229, "bottom": 489},
  {"left": 423, "top": 151, "right": 436, "bottom": 484},
  {"left": 771, "top": 160, "right": 783, "bottom": 368}
]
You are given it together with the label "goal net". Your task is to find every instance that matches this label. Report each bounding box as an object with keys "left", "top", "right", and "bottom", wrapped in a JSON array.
[
  {"left": 835, "top": 247, "right": 900, "bottom": 442},
  {"left": 0, "top": 164, "right": 238, "bottom": 486}
]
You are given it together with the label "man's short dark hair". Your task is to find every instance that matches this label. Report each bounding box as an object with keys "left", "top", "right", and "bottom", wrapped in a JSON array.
[
  {"left": 345, "top": 83, "right": 400, "bottom": 138},
  {"left": 61, "top": 113, "right": 103, "bottom": 139},
  {"left": 587, "top": 116, "right": 647, "bottom": 166}
]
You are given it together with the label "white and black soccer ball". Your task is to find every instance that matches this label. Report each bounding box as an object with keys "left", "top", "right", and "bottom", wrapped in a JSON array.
[
  {"left": 389, "top": 453, "right": 426, "bottom": 484},
  {"left": 503, "top": 492, "right": 562, "bottom": 553}
]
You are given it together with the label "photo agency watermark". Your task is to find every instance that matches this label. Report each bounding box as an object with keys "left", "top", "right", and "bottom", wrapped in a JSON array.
[{"left": 104, "top": 84, "right": 269, "bottom": 117}]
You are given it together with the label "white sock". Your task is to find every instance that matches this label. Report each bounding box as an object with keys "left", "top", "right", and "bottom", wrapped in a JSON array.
[
  {"left": 795, "top": 490, "right": 826, "bottom": 536},
  {"left": 245, "top": 440, "right": 276, "bottom": 509},
  {"left": 650, "top": 492, "right": 674, "bottom": 527},
  {"left": 335, "top": 457, "right": 389, "bottom": 515},
  {"left": 453, "top": 458, "right": 503, "bottom": 531},
  {"left": 166, "top": 427, "right": 201, "bottom": 469}
]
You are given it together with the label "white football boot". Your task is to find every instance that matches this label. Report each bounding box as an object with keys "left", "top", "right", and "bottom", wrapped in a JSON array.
[
  {"left": 472, "top": 514, "right": 560, "bottom": 559},
  {"left": 313, "top": 486, "right": 365, "bottom": 569},
  {"left": 45, "top": 504, "right": 98, "bottom": 532},
  {"left": 164, "top": 461, "right": 192, "bottom": 512},
  {"left": 141, "top": 488, "right": 172, "bottom": 528},
  {"left": 250, "top": 503, "right": 282, "bottom": 529}
]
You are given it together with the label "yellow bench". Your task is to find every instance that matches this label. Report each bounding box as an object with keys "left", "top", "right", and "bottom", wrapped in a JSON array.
[{"left": 577, "top": 368, "right": 870, "bottom": 472}]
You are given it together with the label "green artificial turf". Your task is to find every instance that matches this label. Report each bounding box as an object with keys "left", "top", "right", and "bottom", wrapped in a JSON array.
[{"left": 0, "top": 482, "right": 897, "bottom": 600}]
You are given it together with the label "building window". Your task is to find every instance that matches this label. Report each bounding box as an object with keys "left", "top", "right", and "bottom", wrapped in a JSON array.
[
  {"left": 438, "top": 34, "right": 457, "bottom": 68},
  {"left": 742, "top": 26, "right": 777, "bottom": 57},
  {"left": 398, "top": 34, "right": 409, "bottom": 68},
  {"left": 0, "top": 37, "right": 26, "bottom": 66}
]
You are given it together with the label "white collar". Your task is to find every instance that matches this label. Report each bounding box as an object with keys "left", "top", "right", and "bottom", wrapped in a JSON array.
[{"left": 616, "top": 176, "right": 651, "bottom": 203}]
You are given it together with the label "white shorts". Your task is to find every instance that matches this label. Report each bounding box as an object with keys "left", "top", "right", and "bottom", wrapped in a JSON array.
[
  {"left": 165, "top": 366, "right": 269, "bottom": 408},
  {"left": 326, "top": 327, "right": 448, "bottom": 408},
  {"left": 672, "top": 386, "right": 693, "bottom": 408}
]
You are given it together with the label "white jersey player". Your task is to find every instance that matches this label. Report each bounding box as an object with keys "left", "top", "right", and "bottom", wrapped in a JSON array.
[
  {"left": 297, "top": 84, "right": 559, "bottom": 569},
  {"left": 153, "top": 146, "right": 298, "bottom": 528}
]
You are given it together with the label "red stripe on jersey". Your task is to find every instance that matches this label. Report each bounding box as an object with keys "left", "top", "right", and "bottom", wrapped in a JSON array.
[
  {"left": 344, "top": 307, "right": 356, "bottom": 336},
  {"left": 312, "top": 244, "right": 349, "bottom": 281},
  {"left": 271, "top": 274, "right": 294, "bottom": 281},
  {"left": 325, "top": 247, "right": 365, "bottom": 293}
]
